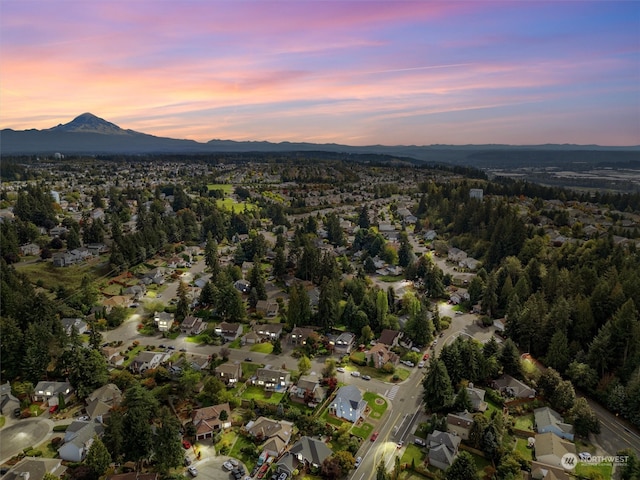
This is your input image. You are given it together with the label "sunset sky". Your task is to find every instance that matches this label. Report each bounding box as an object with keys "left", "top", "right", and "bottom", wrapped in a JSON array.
[{"left": 1, "top": 1, "right": 639, "bottom": 146}]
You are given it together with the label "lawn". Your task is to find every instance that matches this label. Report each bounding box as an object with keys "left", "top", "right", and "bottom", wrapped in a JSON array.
[
  {"left": 250, "top": 343, "right": 274, "bottom": 354},
  {"left": 322, "top": 410, "right": 348, "bottom": 427},
  {"left": 513, "top": 414, "right": 534, "bottom": 431},
  {"left": 483, "top": 398, "right": 502, "bottom": 418},
  {"left": 401, "top": 444, "right": 425, "bottom": 468},
  {"left": 229, "top": 434, "right": 258, "bottom": 471},
  {"left": 378, "top": 275, "right": 404, "bottom": 282},
  {"left": 216, "top": 198, "right": 258, "bottom": 212},
  {"left": 122, "top": 345, "right": 145, "bottom": 368},
  {"left": 514, "top": 438, "right": 533, "bottom": 462},
  {"left": 207, "top": 184, "right": 234, "bottom": 194},
  {"left": 575, "top": 462, "right": 613, "bottom": 479},
  {"left": 363, "top": 392, "right": 388, "bottom": 418},
  {"left": 350, "top": 421, "right": 374, "bottom": 439},
  {"left": 241, "top": 386, "right": 284, "bottom": 405},
  {"left": 16, "top": 259, "right": 110, "bottom": 291},
  {"left": 242, "top": 362, "right": 262, "bottom": 378},
  {"left": 467, "top": 451, "right": 492, "bottom": 478}
]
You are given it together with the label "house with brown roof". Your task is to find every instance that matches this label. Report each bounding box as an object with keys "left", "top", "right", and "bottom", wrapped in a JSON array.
[
  {"left": 534, "top": 432, "right": 576, "bottom": 468},
  {"left": 365, "top": 343, "right": 399, "bottom": 369},
  {"left": 191, "top": 403, "right": 232, "bottom": 440},
  {"left": 246, "top": 417, "right": 294, "bottom": 457},
  {"left": 85, "top": 383, "right": 122, "bottom": 421},
  {"left": 242, "top": 330, "right": 262, "bottom": 345},
  {"left": 215, "top": 322, "right": 243, "bottom": 342},
  {"left": 289, "top": 326, "right": 316, "bottom": 345},
  {"left": 256, "top": 300, "right": 279, "bottom": 318},
  {"left": 101, "top": 346, "right": 125, "bottom": 367},
  {"left": 255, "top": 323, "right": 284, "bottom": 340},
  {"left": 446, "top": 411, "right": 474, "bottom": 440},
  {"left": 253, "top": 367, "right": 290, "bottom": 392},
  {"left": 180, "top": 315, "right": 207, "bottom": 335},
  {"left": 290, "top": 374, "right": 324, "bottom": 404},
  {"left": 378, "top": 329, "right": 402, "bottom": 347},
  {"left": 214, "top": 362, "right": 243, "bottom": 385}
]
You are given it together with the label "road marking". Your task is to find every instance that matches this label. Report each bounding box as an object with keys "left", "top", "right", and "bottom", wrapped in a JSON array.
[{"left": 386, "top": 385, "right": 399, "bottom": 400}]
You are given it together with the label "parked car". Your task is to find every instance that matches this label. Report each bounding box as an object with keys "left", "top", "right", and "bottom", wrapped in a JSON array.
[
  {"left": 362, "top": 375, "right": 371, "bottom": 381},
  {"left": 417, "top": 361, "right": 425, "bottom": 368},
  {"left": 168, "top": 345, "right": 176, "bottom": 350},
  {"left": 354, "top": 457, "right": 362, "bottom": 468},
  {"left": 244, "top": 357, "right": 253, "bottom": 362},
  {"left": 187, "top": 466, "right": 198, "bottom": 477},
  {"left": 351, "top": 371, "right": 360, "bottom": 377},
  {"left": 223, "top": 462, "right": 234, "bottom": 471},
  {"left": 49, "top": 405, "right": 59, "bottom": 414},
  {"left": 371, "top": 432, "right": 379, "bottom": 441},
  {"left": 336, "top": 367, "right": 345, "bottom": 373},
  {"left": 13, "top": 408, "right": 21, "bottom": 418},
  {"left": 396, "top": 440, "right": 404, "bottom": 448},
  {"left": 229, "top": 459, "right": 239, "bottom": 467},
  {"left": 579, "top": 452, "right": 592, "bottom": 461},
  {"left": 414, "top": 438, "right": 426, "bottom": 447},
  {"left": 184, "top": 457, "right": 192, "bottom": 466},
  {"left": 77, "top": 415, "right": 90, "bottom": 421},
  {"left": 278, "top": 473, "right": 288, "bottom": 480},
  {"left": 423, "top": 353, "right": 430, "bottom": 361},
  {"left": 182, "top": 440, "right": 191, "bottom": 449}
]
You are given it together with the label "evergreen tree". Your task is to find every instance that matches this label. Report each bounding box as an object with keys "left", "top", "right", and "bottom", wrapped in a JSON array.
[
  {"left": 499, "top": 339, "right": 521, "bottom": 377},
  {"left": 398, "top": 232, "right": 413, "bottom": 268},
  {"left": 248, "top": 260, "right": 267, "bottom": 301},
  {"left": 453, "top": 387, "right": 472, "bottom": 412},
  {"left": 85, "top": 437, "right": 111, "bottom": 477},
  {"left": 175, "top": 281, "right": 190, "bottom": 324},
  {"left": 154, "top": 408, "right": 184, "bottom": 473},
  {"left": 545, "top": 331, "right": 570, "bottom": 373},
  {"left": 445, "top": 451, "right": 479, "bottom": 480},
  {"left": 422, "top": 359, "right": 454, "bottom": 412},
  {"left": 204, "top": 233, "right": 221, "bottom": 281},
  {"left": 358, "top": 205, "right": 370, "bottom": 229},
  {"left": 286, "top": 282, "right": 311, "bottom": 328}
]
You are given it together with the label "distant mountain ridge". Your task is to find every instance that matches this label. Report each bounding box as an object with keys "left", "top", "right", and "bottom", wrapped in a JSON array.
[{"left": 2, "top": 113, "right": 639, "bottom": 166}]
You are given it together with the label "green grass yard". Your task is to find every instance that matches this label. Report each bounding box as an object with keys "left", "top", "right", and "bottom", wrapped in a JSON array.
[
  {"left": 513, "top": 414, "right": 535, "bottom": 431},
  {"left": 363, "top": 392, "right": 388, "bottom": 418},
  {"left": 514, "top": 437, "right": 533, "bottom": 462},
  {"left": 241, "top": 385, "right": 284, "bottom": 405},
  {"left": 207, "top": 184, "right": 234, "bottom": 194},
  {"left": 350, "top": 422, "right": 374, "bottom": 439},
  {"left": 401, "top": 444, "right": 425, "bottom": 468},
  {"left": 575, "top": 462, "right": 613, "bottom": 479},
  {"left": 250, "top": 343, "right": 274, "bottom": 354}
]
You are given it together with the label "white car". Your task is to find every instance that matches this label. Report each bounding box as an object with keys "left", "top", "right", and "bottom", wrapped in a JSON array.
[
  {"left": 417, "top": 361, "right": 425, "bottom": 368},
  {"left": 578, "top": 452, "right": 591, "bottom": 461},
  {"left": 223, "top": 461, "right": 234, "bottom": 471},
  {"left": 350, "top": 371, "right": 360, "bottom": 377},
  {"left": 354, "top": 456, "right": 362, "bottom": 468},
  {"left": 336, "top": 367, "right": 345, "bottom": 372},
  {"left": 187, "top": 467, "right": 198, "bottom": 477}
]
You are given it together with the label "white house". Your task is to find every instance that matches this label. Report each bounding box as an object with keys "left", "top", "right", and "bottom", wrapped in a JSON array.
[{"left": 329, "top": 385, "right": 367, "bottom": 423}]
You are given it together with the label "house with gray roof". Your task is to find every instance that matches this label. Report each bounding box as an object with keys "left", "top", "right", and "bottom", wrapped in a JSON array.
[
  {"left": 290, "top": 374, "right": 324, "bottom": 404},
  {"left": 253, "top": 367, "right": 290, "bottom": 392},
  {"left": 130, "top": 351, "right": 169, "bottom": 373},
  {"left": 246, "top": 417, "right": 294, "bottom": 457},
  {"left": 329, "top": 385, "right": 367, "bottom": 423},
  {"left": 2, "top": 458, "right": 66, "bottom": 480},
  {"left": 334, "top": 332, "right": 356, "bottom": 354},
  {"left": 534, "top": 407, "right": 575, "bottom": 441},
  {"left": 276, "top": 436, "right": 333, "bottom": 475},
  {"left": 214, "top": 362, "right": 243, "bottom": 385},
  {"left": 0, "top": 381, "right": 20, "bottom": 416},
  {"left": 426, "top": 430, "right": 461, "bottom": 470},
  {"left": 58, "top": 420, "right": 104, "bottom": 462},
  {"left": 85, "top": 383, "right": 122, "bottom": 421},
  {"left": 33, "top": 381, "right": 72, "bottom": 404},
  {"left": 61, "top": 317, "right": 88, "bottom": 336},
  {"left": 491, "top": 374, "right": 536, "bottom": 398},
  {"left": 215, "top": 322, "right": 243, "bottom": 342},
  {"left": 466, "top": 383, "right": 488, "bottom": 412}
]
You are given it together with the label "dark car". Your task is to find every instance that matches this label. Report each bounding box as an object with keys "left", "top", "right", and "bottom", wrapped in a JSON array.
[
  {"left": 13, "top": 407, "right": 22, "bottom": 418},
  {"left": 362, "top": 375, "right": 371, "bottom": 381},
  {"left": 244, "top": 357, "right": 252, "bottom": 362}
]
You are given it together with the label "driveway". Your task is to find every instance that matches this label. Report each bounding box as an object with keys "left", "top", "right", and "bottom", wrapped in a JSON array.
[
  {"left": 0, "top": 417, "right": 54, "bottom": 462},
  {"left": 186, "top": 443, "right": 246, "bottom": 480}
]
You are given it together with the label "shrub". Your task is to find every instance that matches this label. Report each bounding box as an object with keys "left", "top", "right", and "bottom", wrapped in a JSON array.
[
  {"left": 53, "top": 424, "right": 69, "bottom": 432},
  {"left": 24, "top": 450, "right": 42, "bottom": 457}
]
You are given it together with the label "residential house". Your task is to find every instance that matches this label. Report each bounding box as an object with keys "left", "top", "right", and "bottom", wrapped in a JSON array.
[
  {"left": 256, "top": 300, "right": 279, "bottom": 318},
  {"left": 447, "top": 248, "right": 467, "bottom": 263},
  {"left": 246, "top": 417, "right": 294, "bottom": 457},
  {"left": 180, "top": 315, "right": 208, "bottom": 335},
  {"left": 191, "top": 403, "right": 232, "bottom": 440},
  {"left": 85, "top": 383, "right": 122, "bottom": 421},
  {"left": 492, "top": 375, "right": 536, "bottom": 399},
  {"left": 528, "top": 462, "right": 573, "bottom": 480},
  {"left": 289, "top": 326, "right": 316, "bottom": 345},
  {"left": 58, "top": 420, "right": 104, "bottom": 462},
  {"left": 446, "top": 411, "right": 474, "bottom": 441},
  {"left": 86, "top": 243, "right": 109, "bottom": 256},
  {"left": 101, "top": 346, "right": 125, "bottom": 367},
  {"left": 253, "top": 367, "right": 290, "bottom": 392},
  {"left": 103, "top": 295, "right": 132, "bottom": 311},
  {"left": 424, "top": 230, "right": 437, "bottom": 241},
  {"left": 143, "top": 267, "right": 165, "bottom": 285},
  {"left": 186, "top": 355, "right": 210, "bottom": 371},
  {"left": 154, "top": 311, "right": 174, "bottom": 332},
  {"left": 329, "top": 385, "right": 367, "bottom": 423},
  {"left": 534, "top": 407, "right": 575, "bottom": 441},
  {"left": 334, "top": 332, "right": 356, "bottom": 354},
  {"left": 378, "top": 329, "right": 401, "bottom": 347},
  {"left": 534, "top": 432, "right": 576, "bottom": 468},
  {"left": 276, "top": 436, "right": 333, "bottom": 475},
  {"left": 365, "top": 343, "right": 399, "bottom": 369},
  {"left": 20, "top": 243, "right": 41, "bottom": 256},
  {"left": 33, "top": 381, "right": 72, "bottom": 405},
  {"left": 61, "top": 318, "right": 88, "bottom": 336},
  {"left": 466, "top": 384, "right": 488, "bottom": 412},
  {"left": 459, "top": 257, "right": 480, "bottom": 271},
  {"left": 123, "top": 284, "right": 146, "bottom": 301},
  {"left": 129, "top": 351, "right": 169, "bottom": 374},
  {"left": 242, "top": 330, "right": 262, "bottom": 345},
  {"left": 255, "top": 323, "right": 283, "bottom": 340},
  {"left": 215, "top": 322, "right": 243, "bottom": 342},
  {"left": 290, "top": 374, "right": 324, "bottom": 405},
  {"left": 0, "top": 381, "right": 20, "bottom": 416},
  {"left": 234, "top": 279, "right": 250, "bottom": 293},
  {"left": 2, "top": 458, "right": 66, "bottom": 480},
  {"left": 214, "top": 362, "right": 243, "bottom": 386},
  {"left": 426, "top": 430, "right": 461, "bottom": 470},
  {"left": 107, "top": 474, "right": 158, "bottom": 480}
]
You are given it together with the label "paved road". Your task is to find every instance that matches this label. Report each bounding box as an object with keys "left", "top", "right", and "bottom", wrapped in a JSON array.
[
  {"left": 0, "top": 417, "right": 54, "bottom": 462},
  {"left": 584, "top": 396, "right": 640, "bottom": 456}
]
